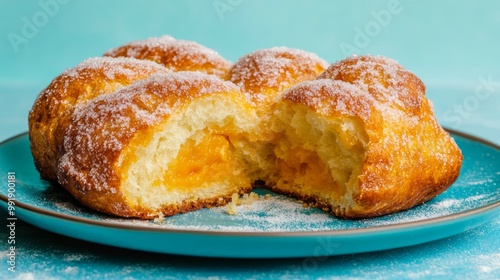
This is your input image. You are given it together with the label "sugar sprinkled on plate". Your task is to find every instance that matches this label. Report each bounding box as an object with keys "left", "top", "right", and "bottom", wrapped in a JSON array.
[{"left": 48, "top": 186, "right": 499, "bottom": 232}]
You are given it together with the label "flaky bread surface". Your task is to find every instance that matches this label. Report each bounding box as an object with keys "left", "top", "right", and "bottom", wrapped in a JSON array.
[
  {"left": 28, "top": 57, "right": 170, "bottom": 181},
  {"left": 57, "top": 72, "right": 256, "bottom": 218},
  {"left": 317, "top": 55, "right": 425, "bottom": 114},
  {"left": 29, "top": 43, "right": 463, "bottom": 220},
  {"left": 270, "top": 56, "right": 462, "bottom": 218},
  {"left": 227, "top": 47, "right": 329, "bottom": 181},
  {"left": 228, "top": 47, "right": 328, "bottom": 107},
  {"left": 104, "top": 35, "right": 231, "bottom": 79}
]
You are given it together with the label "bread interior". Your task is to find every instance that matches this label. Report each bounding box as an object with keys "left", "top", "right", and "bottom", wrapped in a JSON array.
[
  {"left": 117, "top": 94, "right": 368, "bottom": 216},
  {"left": 119, "top": 94, "right": 255, "bottom": 211},
  {"left": 270, "top": 104, "right": 368, "bottom": 212}
]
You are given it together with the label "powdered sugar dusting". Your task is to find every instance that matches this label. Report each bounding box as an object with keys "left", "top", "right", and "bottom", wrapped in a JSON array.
[
  {"left": 282, "top": 79, "right": 377, "bottom": 120},
  {"left": 318, "top": 55, "right": 424, "bottom": 112},
  {"left": 33, "top": 56, "right": 169, "bottom": 115},
  {"left": 160, "top": 194, "right": 334, "bottom": 232},
  {"left": 58, "top": 72, "right": 240, "bottom": 193},
  {"left": 28, "top": 56, "right": 171, "bottom": 181},
  {"left": 45, "top": 180, "right": 499, "bottom": 232},
  {"left": 104, "top": 35, "right": 231, "bottom": 77},
  {"left": 358, "top": 193, "right": 498, "bottom": 228},
  {"left": 62, "top": 57, "right": 168, "bottom": 80},
  {"left": 119, "top": 71, "right": 239, "bottom": 97},
  {"left": 104, "top": 35, "right": 176, "bottom": 56},
  {"left": 229, "top": 47, "right": 328, "bottom": 101},
  {"left": 431, "top": 198, "right": 461, "bottom": 210}
]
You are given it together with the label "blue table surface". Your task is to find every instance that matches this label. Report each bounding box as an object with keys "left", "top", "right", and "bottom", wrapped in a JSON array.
[{"left": 1, "top": 1, "right": 499, "bottom": 279}]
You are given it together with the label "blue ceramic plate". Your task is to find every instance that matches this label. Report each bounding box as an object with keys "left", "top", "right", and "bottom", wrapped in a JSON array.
[{"left": 0, "top": 130, "right": 499, "bottom": 258}]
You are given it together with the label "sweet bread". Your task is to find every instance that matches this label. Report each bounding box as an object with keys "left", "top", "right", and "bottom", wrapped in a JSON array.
[
  {"left": 104, "top": 35, "right": 231, "bottom": 79},
  {"left": 227, "top": 47, "right": 329, "bottom": 182},
  {"left": 29, "top": 37, "right": 463, "bottom": 219},
  {"left": 28, "top": 57, "right": 170, "bottom": 182},
  {"left": 270, "top": 77, "right": 462, "bottom": 218},
  {"left": 57, "top": 72, "right": 257, "bottom": 218},
  {"left": 228, "top": 47, "right": 328, "bottom": 110},
  {"left": 30, "top": 36, "right": 233, "bottom": 183},
  {"left": 267, "top": 55, "right": 462, "bottom": 217}
]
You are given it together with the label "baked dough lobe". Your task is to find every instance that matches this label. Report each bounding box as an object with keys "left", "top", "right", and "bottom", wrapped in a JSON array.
[
  {"left": 104, "top": 35, "right": 231, "bottom": 79},
  {"left": 228, "top": 47, "right": 328, "bottom": 105},
  {"left": 227, "top": 47, "right": 329, "bottom": 182},
  {"left": 57, "top": 72, "right": 256, "bottom": 218},
  {"left": 28, "top": 57, "right": 170, "bottom": 182},
  {"left": 317, "top": 55, "right": 425, "bottom": 114},
  {"left": 270, "top": 75, "right": 462, "bottom": 218},
  {"left": 29, "top": 41, "right": 463, "bottom": 220}
]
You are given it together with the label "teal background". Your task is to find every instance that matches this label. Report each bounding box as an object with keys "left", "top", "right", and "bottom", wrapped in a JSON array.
[
  {"left": 0, "top": 0, "right": 499, "bottom": 279},
  {"left": 0, "top": 0, "right": 499, "bottom": 144},
  {"left": 1, "top": 0, "right": 499, "bottom": 87}
]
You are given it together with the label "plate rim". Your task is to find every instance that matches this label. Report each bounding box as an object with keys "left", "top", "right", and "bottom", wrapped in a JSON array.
[{"left": 0, "top": 129, "right": 499, "bottom": 237}]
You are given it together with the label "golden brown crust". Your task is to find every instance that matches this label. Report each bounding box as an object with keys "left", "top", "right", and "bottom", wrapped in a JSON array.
[
  {"left": 281, "top": 79, "right": 380, "bottom": 124},
  {"left": 352, "top": 97, "right": 463, "bottom": 218},
  {"left": 57, "top": 71, "right": 250, "bottom": 218},
  {"left": 279, "top": 57, "right": 463, "bottom": 218},
  {"left": 104, "top": 36, "right": 231, "bottom": 79},
  {"left": 228, "top": 47, "right": 328, "bottom": 104},
  {"left": 317, "top": 55, "right": 425, "bottom": 115},
  {"left": 30, "top": 46, "right": 463, "bottom": 220},
  {"left": 64, "top": 179, "right": 252, "bottom": 219},
  {"left": 28, "top": 57, "right": 170, "bottom": 182}
]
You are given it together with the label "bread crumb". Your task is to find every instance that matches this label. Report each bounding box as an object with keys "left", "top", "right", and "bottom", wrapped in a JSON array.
[
  {"left": 226, "top": 193, "right": 239, "bottom": 215},
  {"left": 242, "top": 192, "right": 260, "bottom": 205},
  {"left": 226, "top": 200, "right": 238, "bottom": 215},
  {"left": 264, "top": 194, "right": 271, "bottom": 200},
  {"left": 153, "top": 212, "right": 165, "bottom": 224},
  {"left": 303, "top": 203, "right": 309, "bottom": 208},
  {"left": 232, "top": 193, "right": 241, "bottom": 205},
  {"left": 226, "top": 192, "right": 262, "bottom": 215}
]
